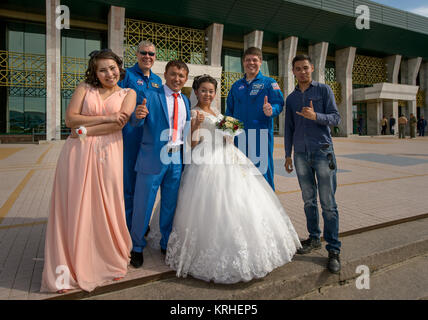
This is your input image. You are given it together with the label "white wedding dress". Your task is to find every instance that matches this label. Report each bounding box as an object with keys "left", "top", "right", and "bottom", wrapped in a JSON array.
[{"left": 147, "top": 107, "right": 301, "bottom": 284}]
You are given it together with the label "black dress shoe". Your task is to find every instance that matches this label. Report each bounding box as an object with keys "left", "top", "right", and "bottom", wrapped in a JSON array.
[
  {"left": 130, "top": 251, "right": 144, "bottom": 268},
  {"left": 327, "top": 251, "right": 341, "bottom": 274},
  {"left": 296, "top": 237, "right": 322, "bottom": 254},
  {"left": 145, "top": 225, "right": 150, "bottom": 237},
  {"left": 161, "top": 248, "right": 166, "bottom": 255}
]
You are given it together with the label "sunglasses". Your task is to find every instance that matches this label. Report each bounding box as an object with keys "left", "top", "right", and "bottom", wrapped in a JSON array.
[
  {"left": 326, "top": 153, "right": 336, "bottom": 170},
  {"left": 139, "top": 51, "right": 155, "bottom": 57}
]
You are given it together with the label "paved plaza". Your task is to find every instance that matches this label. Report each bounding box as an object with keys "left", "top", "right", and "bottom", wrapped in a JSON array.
[{"left": 1, "top": 135, "right": 428, "bottom": 300}]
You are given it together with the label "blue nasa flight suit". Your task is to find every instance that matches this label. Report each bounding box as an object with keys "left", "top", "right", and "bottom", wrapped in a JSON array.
[
  {"left": 118, "top": 63, "right": 162, "bottom": 230},
  {"left": 226, "top": 71, "right": 284, "bottom": 190}
]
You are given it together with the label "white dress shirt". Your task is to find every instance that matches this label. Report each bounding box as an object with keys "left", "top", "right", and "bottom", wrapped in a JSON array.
[{"left": 164, "top": 85, "right": 187, "bottom": 146}]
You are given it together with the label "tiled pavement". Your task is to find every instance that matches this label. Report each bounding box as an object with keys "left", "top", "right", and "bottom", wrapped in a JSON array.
[{"left": 1, "top": 135, "right": 428, "bottom": 300}]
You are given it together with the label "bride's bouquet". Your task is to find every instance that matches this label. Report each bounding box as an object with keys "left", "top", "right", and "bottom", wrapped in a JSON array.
[{"left": 216, "top": 115, "right": 244, "bottom": 137}]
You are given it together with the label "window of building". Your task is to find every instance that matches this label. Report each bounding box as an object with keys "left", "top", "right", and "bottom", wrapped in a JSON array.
[
  {"left": 60, "top": 29, "right": 105, "bottom": 133},
  {"left": 4, "top": 22, "right": 46, "bottom": 134},
  {"left": 222, "top": 48, "right": 243, "bottom": 73}
]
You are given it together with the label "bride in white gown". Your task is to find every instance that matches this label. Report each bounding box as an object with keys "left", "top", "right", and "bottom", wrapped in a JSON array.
[{"left": 148, "top": 75, "right": 301, "bottom": 284}]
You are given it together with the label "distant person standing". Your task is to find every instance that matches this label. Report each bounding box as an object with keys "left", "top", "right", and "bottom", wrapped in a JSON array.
[
  {"left": 389, "top": 115, "right": 396, "bottom": 135},
  {"left": 409, "top": 113, "right": 417, "bottom": 138},
  {"left": 381, "top": 116, "right": 388, "bottom": 135},
  {"left": 358, "top": 115, "right": 364, "bottom": 136},
  {"left": 418, "top": 116, "right": 427, "bottom": 136},
  {"left": 398, "top": 114, "right": 408, "bottom": 139}
]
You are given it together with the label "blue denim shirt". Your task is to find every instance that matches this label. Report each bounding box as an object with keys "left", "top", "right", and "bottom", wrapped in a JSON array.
[{"left": 284, "top": 81, "right": 340, "bottom": 157}]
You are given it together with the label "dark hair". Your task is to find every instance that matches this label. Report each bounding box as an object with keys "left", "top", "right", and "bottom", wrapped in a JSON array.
[
  {"left": 292, "top": 54, "right": 312, "bottom": 68},
  {"left": 192, "top": 74, "right": 218, "bottom": 92},
  {"left": 165, "top": 60, "right": 189, "bottom": 75},
  {"left": 84, "top": 49, "right": 125, "bottom": 87},
  {"left": 243, "top": 47, "right": 263, "bottom": 61}
]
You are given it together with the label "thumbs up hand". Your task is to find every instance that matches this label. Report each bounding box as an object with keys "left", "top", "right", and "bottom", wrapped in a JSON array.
[
  {"left": 194, "top": 110, "right": 205, "bottom": 127},
  {"left": 263, "top": 96, "right": 273, "bottom": 117},
  {"left": 296, "top": 100, "right": 317, "bottom": 121},
  {"left": 135, "top": 98, "right": 149, "bottom": 119}
]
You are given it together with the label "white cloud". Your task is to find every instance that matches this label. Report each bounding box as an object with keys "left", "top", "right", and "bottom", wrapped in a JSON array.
[{"left": 410, "top": 6, "right": 428, "bottom": 17}]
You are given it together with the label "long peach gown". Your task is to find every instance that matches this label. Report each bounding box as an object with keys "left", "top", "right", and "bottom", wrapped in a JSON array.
[{"left": 41, "top": 85, "right": 132, "bottom": 293}]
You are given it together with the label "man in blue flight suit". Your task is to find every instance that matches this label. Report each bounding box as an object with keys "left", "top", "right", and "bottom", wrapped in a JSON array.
[
  {"left": 118, "top": 40, "right": 162, "bottom": 230},
  {"left": 226, "top": 46, "right": 284, "bottom": 190}
]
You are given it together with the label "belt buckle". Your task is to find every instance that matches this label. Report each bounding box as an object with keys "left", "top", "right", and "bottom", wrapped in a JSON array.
[{"left": 167, "top": 145, "right": 179, "bottom": 153}]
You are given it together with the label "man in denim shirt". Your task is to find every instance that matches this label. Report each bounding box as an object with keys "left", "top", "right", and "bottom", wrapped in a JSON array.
[{"left": 284, "top": 54, "right": 341, "bottom": 274}]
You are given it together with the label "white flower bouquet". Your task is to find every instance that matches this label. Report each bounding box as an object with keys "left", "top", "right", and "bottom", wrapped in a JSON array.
[{"left": 216, "top": 115, "right": 244, "bottom": 137}]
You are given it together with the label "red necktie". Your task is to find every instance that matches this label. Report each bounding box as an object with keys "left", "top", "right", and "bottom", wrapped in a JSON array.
[{"left": 172, "top": 93, "right": 179, "bottom": 142}]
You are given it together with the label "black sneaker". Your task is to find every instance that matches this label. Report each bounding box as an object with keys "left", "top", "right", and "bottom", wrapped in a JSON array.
[
  {"left": 296, "top": 238, "right": 321, "bottom": 254},
  {"left": 327, "top": 251, "right": 341, "bottom": 274}
]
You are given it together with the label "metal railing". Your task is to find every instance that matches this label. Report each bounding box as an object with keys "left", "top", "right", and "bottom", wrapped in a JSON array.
[
  {"left": 124, "top": 18, "right": 207, "bottom": 68},
  {"left": 352, "top": 54, "right": 387, "bottom": 86},
  {"left": 417, "top": 89, "right": 425, "bottom": 107},
  {"left": 0, "top": 50, "right": 46, "bottom": 88}
]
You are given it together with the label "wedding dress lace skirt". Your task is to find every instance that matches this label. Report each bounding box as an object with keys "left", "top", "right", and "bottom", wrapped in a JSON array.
[
  {"left": 148, "top": 141, "right": 301, "bottom": 284},
  {"left": 148, "top": 109, "right": 301, "bottom": 284}
]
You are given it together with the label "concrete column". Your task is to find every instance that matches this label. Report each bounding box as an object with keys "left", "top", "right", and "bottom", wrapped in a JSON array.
[
  {"left": 384, "top": 55, "right": 401, "bottom": 135},
  {"left": 385, "top": 55, "right": 401, "bottom": 84},
  {"left": 205, "top": 23, "right": 223, "bottom": 67},
  {"left": 308, "top": 42, "right": 328, "bottom": 83},
  {"left": 367, "top": 100, "right": 383, "bottom": 136},
  {"left": 420, "top": 62, "right": 428, "bottom": 118},
  {"left": 205, "top": 23, "right": 224, "bottom": 113},
  {"left": 46, "top": 0, "right": 61, "bottom": 141},
  {"left": 244, "top": 30, "right": 263, "bottom": 50},
  {"left": 407, "top": 57, "right": 423, "bottom": 85},
  {"left": 108, "top": 6, "right": 125, "bottom": 59},
  {"left": 401, "top": 57, "right": 422, "bottom": 123},
  {"left": 335, "top": 47, "right": 356, "bottom": 137},
  {"left": 278, "top": 36, "right": 298, "bottom": 137}
]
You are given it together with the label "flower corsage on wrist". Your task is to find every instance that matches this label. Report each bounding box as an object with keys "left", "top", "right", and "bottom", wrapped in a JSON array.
[{"left": 75, "top": 126, "right": 87, "bottom": 141}]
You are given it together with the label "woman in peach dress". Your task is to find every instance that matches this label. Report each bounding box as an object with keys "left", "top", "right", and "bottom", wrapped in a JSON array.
[{"left": 41, "top": 49, "right": 136, "bottom": 293}]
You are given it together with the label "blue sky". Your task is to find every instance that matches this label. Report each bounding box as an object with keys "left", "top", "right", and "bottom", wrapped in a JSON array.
[{"left": 370, "top": 0, "right": 428, "bottom": 17}]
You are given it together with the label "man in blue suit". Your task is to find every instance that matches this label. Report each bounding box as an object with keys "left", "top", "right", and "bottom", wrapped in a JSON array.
[
  {"left": 129, "top": 60, "right": 191, "bottom": 268},
  {"left": 118, "top": 40, "right": 162, "bottom": 230},
  {"left": 226, "top": 47, "right": 284, "bottom": 190}
]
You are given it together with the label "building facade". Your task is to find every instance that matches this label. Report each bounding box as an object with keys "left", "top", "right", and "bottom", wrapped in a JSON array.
[{"left": 1, "top": 0, "right": 427, "bottom": 141}]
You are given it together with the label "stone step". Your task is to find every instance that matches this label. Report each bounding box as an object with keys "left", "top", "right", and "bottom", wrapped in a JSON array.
[{"left": 78, "top": 217, "right": 428, "bottom": 300}]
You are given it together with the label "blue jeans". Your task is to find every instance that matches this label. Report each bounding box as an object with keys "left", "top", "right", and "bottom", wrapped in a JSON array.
[{"left": 294, "top": 146, "right": 341, "bottom": 253}]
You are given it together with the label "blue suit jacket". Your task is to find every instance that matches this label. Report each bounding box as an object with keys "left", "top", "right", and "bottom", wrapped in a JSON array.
[{"left": 130, "top": 85, "right": 191, "bottom": 175}]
